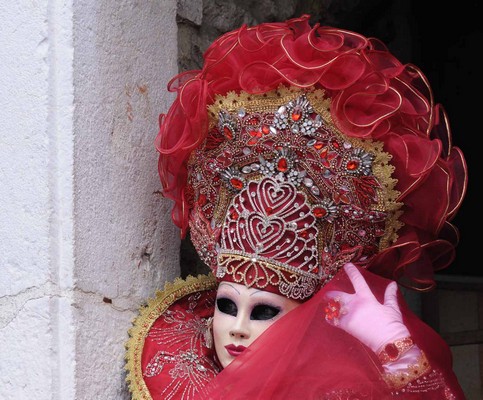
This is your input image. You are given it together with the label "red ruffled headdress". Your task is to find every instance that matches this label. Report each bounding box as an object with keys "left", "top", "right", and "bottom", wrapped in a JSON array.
[{"left": 155, "top": 15, "right": 467, "bottom": 292}]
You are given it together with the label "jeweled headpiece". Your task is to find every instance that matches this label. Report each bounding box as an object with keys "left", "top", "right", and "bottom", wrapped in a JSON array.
[
  {"left": 187, "top": 88, "right": 399, "bottom": 300},
  {"left": 156, "top": 15, "right": 467, "bottom": 299}
]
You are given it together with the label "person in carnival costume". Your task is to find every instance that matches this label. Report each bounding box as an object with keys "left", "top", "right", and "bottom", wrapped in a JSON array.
[{"left": 125, "top": 15, "right": 468, "bottom": 399}]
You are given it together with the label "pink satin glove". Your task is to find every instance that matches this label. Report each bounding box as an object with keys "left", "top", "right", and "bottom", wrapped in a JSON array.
[{"left": 325, "top": 263, "right": 410, "bottom": 354}]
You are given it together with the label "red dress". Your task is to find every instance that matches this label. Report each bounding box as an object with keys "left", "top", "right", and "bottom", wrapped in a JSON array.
[{"left": 126, "top": 269, "right": 465, "bottom": 399}]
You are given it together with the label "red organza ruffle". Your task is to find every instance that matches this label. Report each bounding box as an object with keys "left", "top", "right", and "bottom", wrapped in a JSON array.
[{"left": 155, "top": 15, "right": 468, "bottom": 290}]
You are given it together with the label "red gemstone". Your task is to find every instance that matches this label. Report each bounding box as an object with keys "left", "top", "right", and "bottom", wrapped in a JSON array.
[
  {"left": 277, "top": 158, "right": 288, "bottom": 172},
  {"left": 291, "top": 110, "right": 302, "bottom": 121},
  {"left": 385, "top": 343, "right": 399, "bottom": 359},
  {"left": 262, "top": 125, "right": 270, "bottom": 134},
  {"left": 197, "top": 193, "right": 207, "bottom": 206},
  {"left": 319, "top": 148, "right": 328, "bottom": 158},
  {"left": 331, "top": 140, "right": 340, "bottom": 149},
  {"left": 340, "top": 193, "right": 350, "bottom": 203},
  {"left": 314, "top": 141, "right": 324, "bottom": 150},
  {"left": 265, "top": 206, "right": 273, "bottom": 215},
  {"left": 329, "top": 299, "right": 340, "bottom": 311},
  {"left": 223, "top": 126, "right": 233, "bottom": 140},
  {"left": 231, "top": 211, "right": 239, "bottom": 220},
  {"left": 325, "top": 298, "right": 341, "bottom": 320},
  {"left": 313, "top": 207, "right": 328, "bottom": 218},
  {"left": 347, "top": 160, "right": 359, "bottom": 171},
  {"left": 230, "top": 177, "right": 244, "bottom": 190},
  {"left": 300, "top": 230, "right": 309, "bottom": 238}
]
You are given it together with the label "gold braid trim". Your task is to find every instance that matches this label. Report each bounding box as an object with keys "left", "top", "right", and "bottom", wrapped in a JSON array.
[
  {"left": 207, "top": 86, "right": 326, "bottom": 122},
  {"left": 124, "top": 273, "right": 218, "bottom": 400},
  {"left": 382, "top": 351, "right": 432, "bottom": 390},
  {"left": 218, "top": 252, "right": 318, "bottom": 300}
]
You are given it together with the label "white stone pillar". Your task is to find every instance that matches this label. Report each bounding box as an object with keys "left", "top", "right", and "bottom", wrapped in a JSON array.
[
  {"left": 72, "top": 1, "right": 179, "bottom": 398},
  {"left": 0, "top": 0, "right": 179, "bottom": 398}
]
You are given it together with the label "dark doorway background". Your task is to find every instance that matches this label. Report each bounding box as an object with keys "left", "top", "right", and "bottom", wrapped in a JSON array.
[
  {"left": 323, "top": 1, "right": 480, "bottom": 277},
  {"left": 410, "top": 2, "right": 479, "bottom": 278}
]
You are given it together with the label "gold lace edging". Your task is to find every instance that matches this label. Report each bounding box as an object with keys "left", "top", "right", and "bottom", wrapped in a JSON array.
[
  {"left": 382, "top": 351, "right": 431, "bottom": 390},
  {"left": 124, "top": 273, "right": 218, "bottom": 400}
]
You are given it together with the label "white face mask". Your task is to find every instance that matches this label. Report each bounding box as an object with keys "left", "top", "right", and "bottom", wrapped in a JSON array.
[{"left": 212, "top": 282, "right": 301, "bottom": 368}]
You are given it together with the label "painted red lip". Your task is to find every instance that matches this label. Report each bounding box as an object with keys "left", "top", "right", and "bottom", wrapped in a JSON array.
[{"left": 225, "top": 344, "right": 247, "bottom": 357}]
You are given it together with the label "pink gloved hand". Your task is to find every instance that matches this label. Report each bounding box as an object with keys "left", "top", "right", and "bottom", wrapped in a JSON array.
[{"left": 325, "top": 263, "right": 410, "bottom": 354}]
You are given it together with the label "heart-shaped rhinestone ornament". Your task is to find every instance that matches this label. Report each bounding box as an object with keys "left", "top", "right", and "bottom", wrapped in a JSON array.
[
  {"left": 218, "top": 177, "right": 319, "bottom": 286},
  {"left": 188, "top": 89, "right": 398, "bottom": 300}
]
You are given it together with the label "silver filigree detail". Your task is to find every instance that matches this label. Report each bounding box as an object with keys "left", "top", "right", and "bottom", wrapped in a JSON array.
[{"left": 218, "top": 109, "right": 237, "bottom": 140}]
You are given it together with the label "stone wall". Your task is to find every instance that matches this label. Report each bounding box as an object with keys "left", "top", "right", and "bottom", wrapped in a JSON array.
[{"left": 0, "top": 2, "right": 180, "bottom": 399}]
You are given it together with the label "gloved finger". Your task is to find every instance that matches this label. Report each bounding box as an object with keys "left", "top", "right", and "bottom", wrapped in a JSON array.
[
  {"left": 343, "top": 263, "right": 373, "bottom": 297},
  {"left": 383, "top": 281, "right": 400, "bottom": 310}
]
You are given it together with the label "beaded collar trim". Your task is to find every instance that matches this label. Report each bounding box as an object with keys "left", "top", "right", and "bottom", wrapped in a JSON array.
[{"left": 188, "top": 86, "right": 402, "bottom": 300}]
